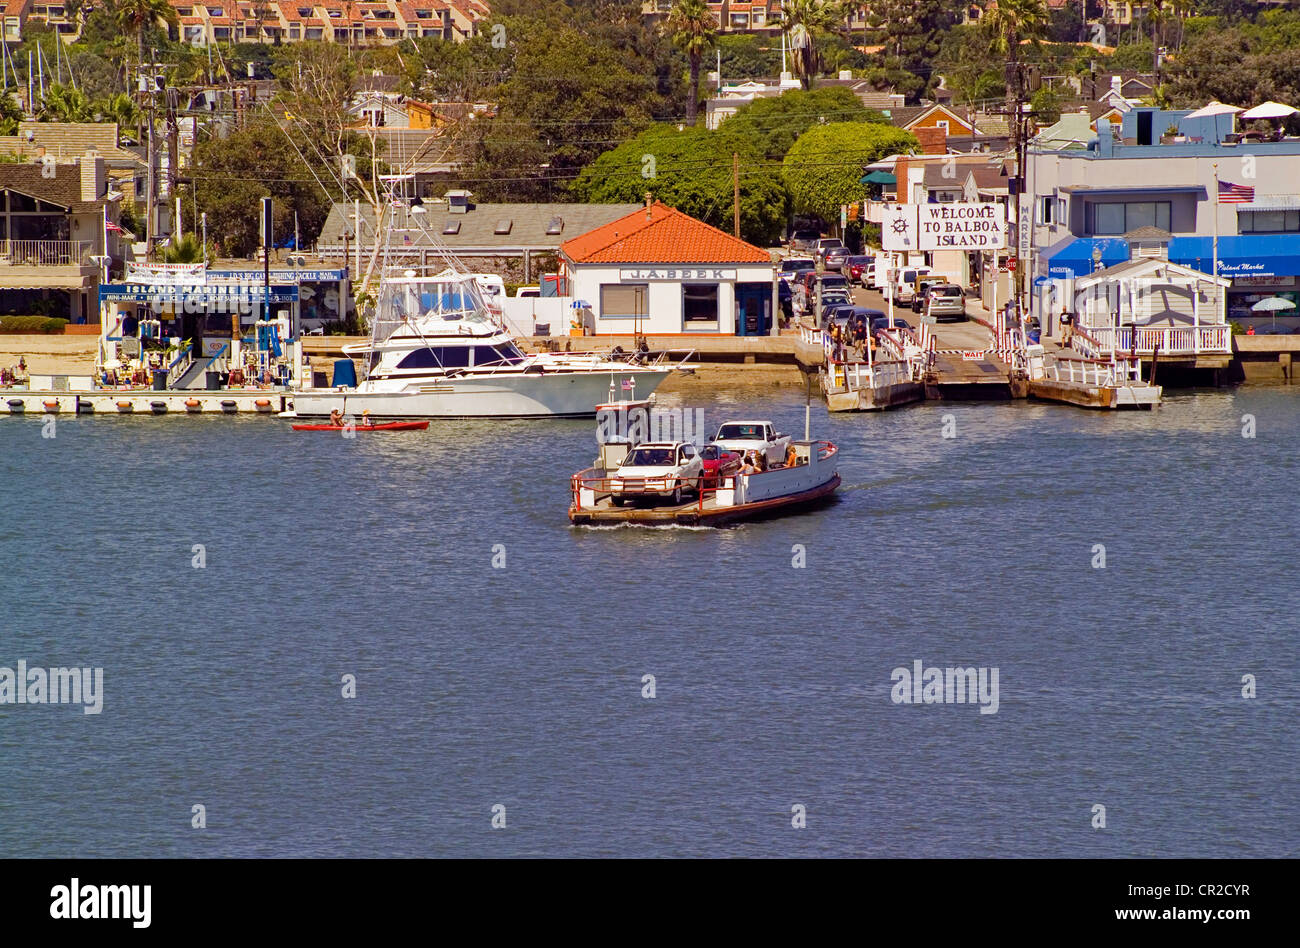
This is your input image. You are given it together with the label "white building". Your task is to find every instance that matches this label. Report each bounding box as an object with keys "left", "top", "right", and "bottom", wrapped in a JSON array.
[{"left": 559, "top": 202, "right": 777, "bottom": 336}]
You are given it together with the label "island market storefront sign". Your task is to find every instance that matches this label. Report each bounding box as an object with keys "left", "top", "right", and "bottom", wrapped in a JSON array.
[{"left": 1167, "top": 235, "right": 1300, "bottom": 279}]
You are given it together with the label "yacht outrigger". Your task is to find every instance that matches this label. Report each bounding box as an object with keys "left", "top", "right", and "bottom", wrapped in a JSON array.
[{"left": 568, "top": 399, "right": 840, "bottom": 527}]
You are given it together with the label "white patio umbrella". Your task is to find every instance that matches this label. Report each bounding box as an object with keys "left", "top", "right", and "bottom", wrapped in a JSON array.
[
  {"left": 1251, "top": 295, "right": 1296, "bottom": 330},
  {"left": 1184, "top": 101, "right": 1243, "bottom": 119},
  {"left": 1241, "top": 101, "right": 1299, "bottom": 120}
]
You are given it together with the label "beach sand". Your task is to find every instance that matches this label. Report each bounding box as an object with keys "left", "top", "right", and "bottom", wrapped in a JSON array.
[{"left": 0, "top": 336, "right": 98, "bottom": 376}]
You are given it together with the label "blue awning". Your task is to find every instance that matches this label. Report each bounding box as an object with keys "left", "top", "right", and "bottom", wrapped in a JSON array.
[
  {"left": 1167, "top": 235, "right": 1300, "bottom": 279},
  {"left": 1044, "top": 237, "right": 1130, "bottom": 278}
]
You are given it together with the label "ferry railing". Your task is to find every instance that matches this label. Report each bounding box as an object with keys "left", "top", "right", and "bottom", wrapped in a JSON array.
[
  {"left": 826, "top": 358, "right": 912, "bottom": 393},
  {"left": 1047, "top": 353, "right": 1143, "bottom": 387}
]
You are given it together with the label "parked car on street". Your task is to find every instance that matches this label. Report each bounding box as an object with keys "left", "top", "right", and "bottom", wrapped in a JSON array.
[
  {"left": 845, "top": 255, "right": 875, "bottom": 286},
  {"left": 910, "top": 277, "right": 948, "bottom": 313},
  {"left": 822, "top": 246, "right": 849, "bottom": 271},
  {"left": 870, "top": 314, "right": 911, "bottom": 334},
  {"left": 789, "top": 230, "right": 820, "bottom": 251},
  {"left": 891, "top": 266, "right": 934, "bottom": 305},
  {"left": 813, "top": 237, "right": 846, "bottom": 265},
  {"left": 923, "top": 283, "right": 966, "bottom": 320},
  {"left": 779, "top": 258, "right": 816, "bottom": 283}
]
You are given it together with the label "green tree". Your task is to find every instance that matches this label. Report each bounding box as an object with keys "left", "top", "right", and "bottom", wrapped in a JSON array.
[
  {"left": 1029, "top": 85, "right": 1060, "bottom": 124},
  {"left": 723, "top": 86, "right": 875, "bottom": 161},
  {"left": 782, "top": 121, "right": 917, "bottom": 222},
  {"left": 866, "top": 0, "right": 960, "bottom": 97},
  {"left": 188, "top": 119, "right": 330, "bottom": 258},
  {"left": 0, "top": 94, "right": 21, "bottom": 136},
  {"left": 572, "top": 123, "right": 788, "bottom": 246},
  {"left": 717, "top": 34, "right": 781, "bottom": 80},
  {"left": 666, "top": 0, "right": 718, "bottom": 127},
  {"left": 778, "top": 0, "right": 845, "bottom": 91}
]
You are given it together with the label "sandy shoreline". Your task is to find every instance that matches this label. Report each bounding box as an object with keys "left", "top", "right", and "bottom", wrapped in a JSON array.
[{"left": 0, "top": 336, "right": 99, "bottom": 376}]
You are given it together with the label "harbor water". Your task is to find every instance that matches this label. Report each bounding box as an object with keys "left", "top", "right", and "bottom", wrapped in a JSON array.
[{"left": 1, "top": 386, "right": 1296, "bottom": 857}]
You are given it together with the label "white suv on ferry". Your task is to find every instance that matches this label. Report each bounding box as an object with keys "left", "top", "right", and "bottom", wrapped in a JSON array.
[{"left": 609, "top": 442, "right": 703, "bottom": 506}]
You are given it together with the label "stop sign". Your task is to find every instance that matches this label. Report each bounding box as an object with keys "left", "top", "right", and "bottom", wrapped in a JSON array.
[{"left": 1007, "top": 257, "right": 1018, "bottom": 271}]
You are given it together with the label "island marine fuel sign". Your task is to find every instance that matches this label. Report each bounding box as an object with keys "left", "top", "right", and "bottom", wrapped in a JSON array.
[{"left": 882, "top": 203, "right": 1008, "bottom": 252}]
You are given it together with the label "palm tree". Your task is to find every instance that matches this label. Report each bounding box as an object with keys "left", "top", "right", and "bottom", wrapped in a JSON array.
[
  {"left": 778, "top": 0, "right": 844, "bottom": 92},
  {"left": 113, "top": 0, "right": 179, "bottom": 75},
  {"left": 982, "top": 0, "right": 1048, "bottom": 151},
  {"left": 163, "top": 233, "right": 204, "bottom": 263},
  {"left": 97, "top": 93, "right": 142, "bottom": 134},
  {"left": 666, "top": 0, "right": 718, "bottom": 127},
  {"left": 39, "top": 84, "right": 93, "bottom": 123}
]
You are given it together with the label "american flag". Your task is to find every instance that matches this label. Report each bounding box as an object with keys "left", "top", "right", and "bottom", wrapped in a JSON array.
[{"left": 1218, "top": 181, "right": 1255, "bottom": 204}]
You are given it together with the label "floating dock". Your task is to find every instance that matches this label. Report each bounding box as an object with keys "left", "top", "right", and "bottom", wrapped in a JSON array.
[
  {"left": 820, "top": 359, "right": 925, "bottom": 412},
  {"left": 2, "top": 390, "right": 291, "bottom": 416},
  {"left": 1024, "top": 349, "right": 1160, "bottom": 410}
]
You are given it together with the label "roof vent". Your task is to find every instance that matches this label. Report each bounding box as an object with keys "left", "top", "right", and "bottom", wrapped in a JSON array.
[
  {"left": 494, "top": 218, "right": 512, "bottom": 235},
  {"left": 442, "top": 220, "right": 460, "bottom": 235}
]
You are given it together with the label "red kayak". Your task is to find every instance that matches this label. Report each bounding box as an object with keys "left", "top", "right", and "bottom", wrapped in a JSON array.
[{"left": 292, "top": 421, "right": 429, "bottom": 431}]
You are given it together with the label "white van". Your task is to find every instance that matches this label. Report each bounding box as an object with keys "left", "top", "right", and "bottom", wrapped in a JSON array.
[{"left": 892, "top": 266, "right": 934, "bottom": 305}]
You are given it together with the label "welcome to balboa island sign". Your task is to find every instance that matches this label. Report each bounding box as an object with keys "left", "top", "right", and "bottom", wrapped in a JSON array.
[{"left": 884, "top": 202, "right": 1008, "bottom": 252}]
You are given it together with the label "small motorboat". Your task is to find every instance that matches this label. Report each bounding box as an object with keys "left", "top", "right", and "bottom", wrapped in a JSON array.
[{"left": 291, "top": 420, "right": 429, "bottom": 432}]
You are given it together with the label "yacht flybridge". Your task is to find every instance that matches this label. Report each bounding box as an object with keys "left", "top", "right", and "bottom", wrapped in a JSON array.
[{"left": 291, "top": 263, "right": 681, "bottom": 419}]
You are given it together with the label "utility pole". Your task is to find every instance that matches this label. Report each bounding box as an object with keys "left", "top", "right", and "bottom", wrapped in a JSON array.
[
  {"left": 143, "top": 62, "right": 156, "bottom": 261},
  {"left": 732, "top": 152, "right": 740, "bottom": 237}
]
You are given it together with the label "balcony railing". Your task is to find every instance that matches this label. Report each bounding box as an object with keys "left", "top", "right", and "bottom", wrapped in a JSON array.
[
  {"left": 1088, "top": 324, "right": 1232, "bottom": 356},
  {"left": 0, "top": 239, "right": 93, "bottom": 267}
]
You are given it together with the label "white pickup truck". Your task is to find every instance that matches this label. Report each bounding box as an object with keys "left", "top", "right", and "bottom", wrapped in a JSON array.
[{"left": 713, "top": 421, "right": 791, "bottom": 467}]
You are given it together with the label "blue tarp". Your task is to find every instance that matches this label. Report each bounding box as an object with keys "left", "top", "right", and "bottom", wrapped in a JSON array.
[
  {"left": 1168, "top": 235, "right": 1300, "bottom": 279},
  {"left": 1044, "top": 237, "right": 1131, "bottom": 278}
]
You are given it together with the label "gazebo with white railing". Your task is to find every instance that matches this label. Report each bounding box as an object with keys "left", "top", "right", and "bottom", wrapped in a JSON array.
[{"left": 1069, "top": 258, "right": 1233, "bottom": 357}]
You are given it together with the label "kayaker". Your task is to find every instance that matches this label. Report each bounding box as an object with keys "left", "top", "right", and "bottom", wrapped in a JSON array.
[
  {"left": 361, "top": 410, "right": 375, "bottom": 428},
  {"left": 330, "top": 408, "right": 345, "bottom": 427}
]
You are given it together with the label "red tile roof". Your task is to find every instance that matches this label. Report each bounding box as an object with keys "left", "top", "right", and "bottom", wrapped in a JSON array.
[{"left": 562, "top": 202, "right": 770, "bottom": 265}]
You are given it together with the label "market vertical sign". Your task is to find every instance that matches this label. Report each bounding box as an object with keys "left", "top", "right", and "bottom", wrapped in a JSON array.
[{"left": 883, "top": 203, "right": 1008, "bottom": 252}]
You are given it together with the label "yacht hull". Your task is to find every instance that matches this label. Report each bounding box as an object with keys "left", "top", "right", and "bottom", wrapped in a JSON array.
[{"left": 291, "top": 368, "right": 670, "bottom": 418}]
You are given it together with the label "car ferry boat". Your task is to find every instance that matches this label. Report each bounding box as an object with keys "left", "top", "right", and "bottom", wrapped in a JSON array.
[{"left": 569, "top": 401, "right": 840, "bottom": 526}]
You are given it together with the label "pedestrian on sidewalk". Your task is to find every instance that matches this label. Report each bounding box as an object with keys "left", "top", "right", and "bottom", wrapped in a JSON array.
[{"left": 1060, "top": 308, "right": 1073, "bottom": 348}]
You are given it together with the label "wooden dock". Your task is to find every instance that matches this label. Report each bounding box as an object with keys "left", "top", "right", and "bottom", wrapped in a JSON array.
[{"left": 1023, "top": 349, "right": 1160, "bottom": 410}]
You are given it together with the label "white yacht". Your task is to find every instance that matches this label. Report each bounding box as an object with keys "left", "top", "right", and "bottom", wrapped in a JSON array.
[{"left": 291, "top": 270, "right": 675, "bottom": 419}]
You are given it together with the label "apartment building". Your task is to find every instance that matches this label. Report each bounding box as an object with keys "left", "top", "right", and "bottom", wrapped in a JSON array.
[{"left": 13, "top": 0, "right": 488, "bottom": 44}]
